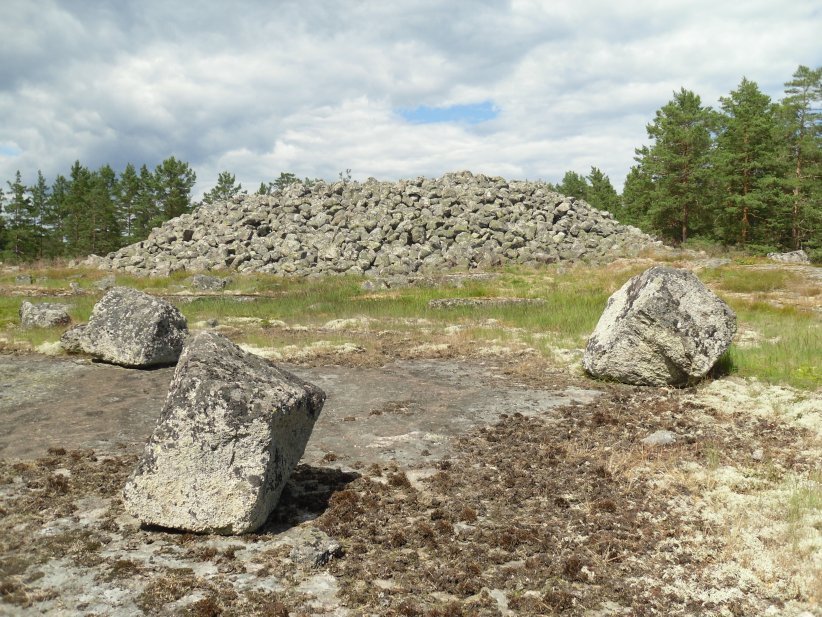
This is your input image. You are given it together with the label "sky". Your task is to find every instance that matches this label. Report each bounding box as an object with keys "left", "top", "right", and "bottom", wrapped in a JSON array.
[{"left": 1, "top": 0, "right": 820, "bottom": 198}]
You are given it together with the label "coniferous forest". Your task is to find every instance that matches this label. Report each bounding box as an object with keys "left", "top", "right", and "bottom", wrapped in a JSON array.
[{"left": 1, "top": 65, "right": 819, "bottom": 263}]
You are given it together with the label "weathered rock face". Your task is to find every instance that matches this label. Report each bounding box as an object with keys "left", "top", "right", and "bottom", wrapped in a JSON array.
[
  {"left": 122, "top": 331, "right": 326, "bottom": 534},
  {"left": 95, "top": 171, "right": 659, "bottom": 277},
  {"left": 81, "top": 287, "right": 188, "bottom": 367},
  {"left": 583, "top": 266, "right": 736, "bottom": 386},
  {"left": 19, "top": 301, "right": 71, "bottom": 328}
]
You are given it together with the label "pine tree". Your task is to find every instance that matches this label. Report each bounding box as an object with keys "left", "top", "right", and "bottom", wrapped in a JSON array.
[
  {"left": 65, "top": 161, "right": 94, "bottom": 255},
  {"left": 621, "top": 164, "right": 655, "bottom": 228},
  {"left": 154, "top": 157, "right": 196, "bottom": 219},
  {"left": 779, "top": 65, "right": 822, "bottom": 250},
  {"left": 28, "top": 171, "right": 49, "bottom": 259},
  {"left": 586, "top": 167, "right": 621, "bottom": 215},
  {"left": 133, "top": 164, "right": 160, "bottom": 240},
  {"left": 714, "top": 78, "right": 785, "bottom": 248},
  {"left": 4, "top": 171, "right": 36, "bottom": 259},
  {"left": 634, "top": 89, "right": 716, "bottom": 243},
  {"left": 43, "top": 174, "right": 70, "bottom": 257},
  {"left": 116, "top": 163, "right": 141, "bottom": 244},
  {"left": 203, "top": 171, "right": 242, "bottom": 204},
  {"left": 555, "top": 171, "right": 589, "bottom": 201},
  {"left": 86, "top": 165, "right": 121, "bottom": 254}
]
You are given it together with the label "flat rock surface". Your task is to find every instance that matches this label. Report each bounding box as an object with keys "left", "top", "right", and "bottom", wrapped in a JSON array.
[{"left": 0, "top": 353, "right": 598, "bottom": 465}]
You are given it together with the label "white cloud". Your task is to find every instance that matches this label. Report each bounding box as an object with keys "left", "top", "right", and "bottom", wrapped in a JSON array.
[{"left": 0, "top": 0, "right": 819, "bottom": 196}]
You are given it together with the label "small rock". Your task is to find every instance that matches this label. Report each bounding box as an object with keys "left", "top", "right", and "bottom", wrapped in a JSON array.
[
  {"left": 288, "top": 528, "right": 344, "bottom": 567},
  {"left": 641, "top": 430, "right": 677, "bottom": 446},
  {"left": 15, "top": 274, "right": 32, "bottom": 285},
  {"left": 752, "top": 448, "right": 764, "bottom": 461},
  {"left": 60, "top": 324, "right": 88, "bottom": 353},
  {"left": 189, "top": 274, "right": 228, "bottom": 291}
]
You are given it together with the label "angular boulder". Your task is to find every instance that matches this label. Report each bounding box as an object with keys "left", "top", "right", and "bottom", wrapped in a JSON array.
[
  {"left": 123, "top": 331, "right": 326, "bottom": 534},
  {"left": 583, "top": 266, "right": 736, "bottom": 386},
  {"left": 82, "top": 287, "right": 188, "bottom": 367},
  {"left": 19, "top": 301, "right": 71, "bottom": 328}
]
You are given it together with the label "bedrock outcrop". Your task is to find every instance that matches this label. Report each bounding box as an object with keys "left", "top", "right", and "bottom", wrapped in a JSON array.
[{"left": 94, "top": 171, "right": 659, "bottom": 277}]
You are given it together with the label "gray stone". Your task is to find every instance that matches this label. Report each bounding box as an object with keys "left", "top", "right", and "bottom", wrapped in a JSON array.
[
  {"left": 641, "top": 430, "right": 677, "bottom": 446},
  {"left": 189, "top": 274, "right": 228, "bottom": 291},
  {"left": 767, "top": 249, "right": 810, "bottom": 264},
  {"left": 122, "top": 331, "right": 326, "bottom": 534},
  {"left": 15, "top": 274, "right": 32, "bottom": 285},
  {"left": 94, "top": 274, "right": 116, "bottom": 290},
  {"left": 60, "top": 324, "right": 87, "bottom": 353},
  {"left": 82, "top": 287, "right": 188, "bottom": 368},
  {"left": 583, "top": 266, "right": 736, "bottom": 386},
  {"left": 19, "top": 301, "right": 71, "bottom": 328}
]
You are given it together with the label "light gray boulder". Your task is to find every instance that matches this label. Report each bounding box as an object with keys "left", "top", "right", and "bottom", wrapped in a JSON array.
[
  {"left": 767, "top": 249, "right": 810, "bottom": 264},
  {"left": 123, "top": 331, "right": 325, "bottom": 534},
  {"left": 189, "top": 274, "right": 228, "bottom": 291},
  {"left": 19, "top": 301, "right": 71, "bottom": 328},
  {"left": 82, "top": 287, "right": 188, "bottom": 367},
  {"left": 583, "top": 266, "right": 736, "bottom": 386}
]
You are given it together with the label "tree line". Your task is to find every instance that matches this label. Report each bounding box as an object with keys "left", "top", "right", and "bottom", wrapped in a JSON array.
[
  {"left": 0, "top": 159, "right": 312, "bottom": 262},
  {"left": 1, "top": 65, "right": 818, "bottom": 262},
  {"left": 552, "top": 65, "right": 821, "bottom": 257}
]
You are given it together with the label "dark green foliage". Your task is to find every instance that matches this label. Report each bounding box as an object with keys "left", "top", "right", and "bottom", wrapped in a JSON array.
[
  {"left": 203, "top": 170, "right": 243, "bottom": 204},
  {"left": 713, "top": 78, "right": 785, "bottom": 246},
  {"left": 0, "top": 156, "right": 199, "bottom": 261},
  {"left": 153, "top": 156, "right": 196, "bottom": 219},
  {"left": 629, "top": 88, "right": 716, "bottom": 243},
  {"left": 779, "top": 65, "right": 822, "bottom": 251},
  {"left": 623, "top": 66, "right": 821, "bottom": 251},
  {"left": 552, "top": 168, "right": 621, "bottom": 216}
]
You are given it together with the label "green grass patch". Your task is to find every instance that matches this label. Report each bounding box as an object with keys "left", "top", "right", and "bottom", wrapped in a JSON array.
[
  {"left": 701, "top": 267, "right": 804, "bottom": 294},
  {"left": 724, "top": 301, "right": 821, "bottom": 390}
]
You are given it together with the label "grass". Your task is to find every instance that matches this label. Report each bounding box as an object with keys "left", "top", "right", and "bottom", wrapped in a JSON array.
[
  {"left": 1, "top": 259, "right": 819, "bottom": 390},
  {"left": 701, "top": 266, "right": 805, "bottom": 294},
  {"left": 723, "top": 301, "right": 822, "bottom": 389}
]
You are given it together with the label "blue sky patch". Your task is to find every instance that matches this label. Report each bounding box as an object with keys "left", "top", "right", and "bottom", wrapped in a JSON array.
[
  {"left": 398, "top": 101, "right": 498, "bottom": 125},
  {"left": 0, "top": 143, "right": 22, "bottom": 157}
]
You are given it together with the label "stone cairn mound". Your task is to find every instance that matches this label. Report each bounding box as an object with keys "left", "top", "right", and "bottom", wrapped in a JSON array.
[{"left": 95, "top": 171, "right": 659, "bottom": 277}]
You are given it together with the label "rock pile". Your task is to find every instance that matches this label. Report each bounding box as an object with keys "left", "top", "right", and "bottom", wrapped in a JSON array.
[
  {"left": 95, "top": 171, "right": 658, "bottom": 277},
  {"left": 583, "top": 266, "right": 736, "bottom": 386}
]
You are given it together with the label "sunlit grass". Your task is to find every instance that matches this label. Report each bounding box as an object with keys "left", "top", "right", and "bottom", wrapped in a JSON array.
[
  {"left": 702, "top": 267, "right": 805, "bottom": 294},
  {"left": 1, "top": 260, "right": 819, "bottom": 389}
]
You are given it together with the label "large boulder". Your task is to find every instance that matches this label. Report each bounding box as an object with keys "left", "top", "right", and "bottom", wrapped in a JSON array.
[
  {"left": 19, "top": 301, "right": 71, "bottom": 328},
  {"left": 122, "top": 331, "right": 326, "bottom": 534},
  {"left": 583, "top": 266, "right": 736, "bottom": 386},
  {"left": 82, "top": 287, "right": 188, "bottom": 367}
]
